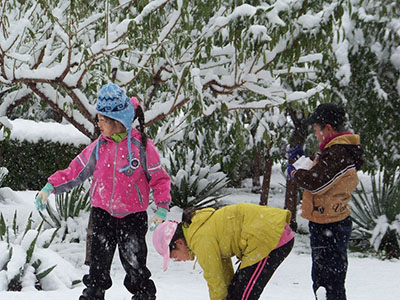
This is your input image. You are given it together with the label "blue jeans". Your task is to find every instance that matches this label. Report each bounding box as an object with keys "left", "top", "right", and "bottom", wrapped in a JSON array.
[{"left": 309, "top": 217, "right": 352, "bottom": 300}]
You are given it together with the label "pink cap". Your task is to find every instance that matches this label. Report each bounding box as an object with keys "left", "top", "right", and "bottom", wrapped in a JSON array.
[
  {"left": 152, "top": 221, "right": 178, "bottom": 271},
  {"left": 130, "top": 97, "right": 140, "bottom": 110}
]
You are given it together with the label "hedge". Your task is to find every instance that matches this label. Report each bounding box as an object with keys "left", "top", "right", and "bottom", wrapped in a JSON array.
[{"left": 0, "top": 139, "right": 87, "bottom": 191}]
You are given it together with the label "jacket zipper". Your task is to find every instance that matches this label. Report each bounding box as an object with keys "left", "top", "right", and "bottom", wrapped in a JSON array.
[{"left": 109, "top": 143, "right": 118, "bottom": 215}]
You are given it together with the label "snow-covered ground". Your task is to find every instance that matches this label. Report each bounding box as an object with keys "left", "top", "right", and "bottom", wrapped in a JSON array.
[{"left": 0, "top": 168, "right": 399, "bottom": 300}]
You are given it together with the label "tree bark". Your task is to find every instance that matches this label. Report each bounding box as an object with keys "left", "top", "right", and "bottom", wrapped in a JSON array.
[
  {"left": 284, "top": 108, "right": 307, "bottom": 231},
  {"left": 252, "top": 147, "right": 261, "bottom": 192},
  {"left": 259, "top": 143, "right": 273, "bottom": 205},
  {"left": 259, "top": 152, "right": 273, "bottom": 205}
]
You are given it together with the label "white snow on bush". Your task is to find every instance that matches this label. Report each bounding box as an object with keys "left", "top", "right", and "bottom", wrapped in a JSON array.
[{"left": 0, "top": 119, "right": 90, "bottom": 146}]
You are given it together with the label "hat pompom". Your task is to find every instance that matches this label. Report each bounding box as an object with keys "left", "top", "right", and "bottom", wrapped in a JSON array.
[{"left": 130, "top": 97, "right": 140, "bottom": 110}]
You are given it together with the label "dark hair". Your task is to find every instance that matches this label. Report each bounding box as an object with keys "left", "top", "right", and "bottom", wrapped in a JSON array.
[
  {"left": 134, "top": 105, "right": 147, "bottom": 148},
  {"left": 321, "top": 123, "right": 346, "bottom": 132},
  {"left": 168, "top": 207, "right": 198, "bottom": 250},
  {"left": 169, "top": 223, "right": 185, "bottom": 251},
  {"left": 182, "top": 207, "right": 197, "bottom": 225}
]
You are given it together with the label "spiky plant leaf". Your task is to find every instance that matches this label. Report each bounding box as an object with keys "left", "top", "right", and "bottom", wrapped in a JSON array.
[
  {"left": 26, "top": 221, "right": 44, "bottom": 264},
  {"left": 36, "top": 264, "right": 56, "bottom": 280}
]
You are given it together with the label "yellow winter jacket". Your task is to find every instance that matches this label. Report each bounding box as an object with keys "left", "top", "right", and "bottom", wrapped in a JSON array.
[{"left": 184, "top": 203, "right": 291, "bottom": 300}]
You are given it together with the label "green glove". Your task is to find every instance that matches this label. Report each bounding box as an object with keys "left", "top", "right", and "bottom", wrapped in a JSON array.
[
  {"left": 149, "top": 207, "right": 168, "bottom": 231},
  {"left": 35, "top": 183, "right": 54, "bottom": 211}
]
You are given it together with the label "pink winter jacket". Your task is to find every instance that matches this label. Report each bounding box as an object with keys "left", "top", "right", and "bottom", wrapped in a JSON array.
[{"left": 48, "top": 129, "right": 171, "bottom": 218}]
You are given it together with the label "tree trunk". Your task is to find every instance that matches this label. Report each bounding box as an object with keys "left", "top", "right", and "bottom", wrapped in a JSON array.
[
  {"left": 259, "top": 152, "right": 273, "bottom": 205},
  {"left": 252, "top": 147, "right": 261, "bottom": 193},
  {"left": 285, "top": 179, "right": 299, "bottom": 230},
  {"left": 260, "top": 143, "right": 273, "bottom": 205},
  {"left": 284, "top": 108, "right": 307, "bottom": 231}
]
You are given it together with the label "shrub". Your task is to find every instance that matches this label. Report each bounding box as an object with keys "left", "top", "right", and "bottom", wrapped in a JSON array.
[
  {"left": 167, "top": 147, "right": 229, "bottom": 209},
  {"left": 351, "top": 171, "right": 400, "bottom": 258},
  {"left": 39, "top": 183, "right": 91, "bottom": 243},
  {"left": 0, "top": 211, "right": 80, "bottom": 291},
  {"left": 0, "top": 167, "right": 8, "bottom": 187},
  {"left": 0, "top": 138, "right": 86, "bottom": 190}
]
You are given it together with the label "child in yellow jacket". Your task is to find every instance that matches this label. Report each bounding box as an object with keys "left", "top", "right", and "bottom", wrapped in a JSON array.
[{"left": 153, "top": 203, "right": 294, "bottom": 300}]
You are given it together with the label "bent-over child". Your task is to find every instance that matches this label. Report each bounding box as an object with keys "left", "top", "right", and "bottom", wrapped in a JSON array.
[{"left": 153, "top": 203, "right": 294, "bottom": 300}]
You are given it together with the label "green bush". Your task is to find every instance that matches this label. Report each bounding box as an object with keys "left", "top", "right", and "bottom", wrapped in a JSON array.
[
  {"left": 0, "top": 138, "right": 86, "bottom": 190},
  {"left": 351, "top": 171, "right": 400, "bottom": 259}
]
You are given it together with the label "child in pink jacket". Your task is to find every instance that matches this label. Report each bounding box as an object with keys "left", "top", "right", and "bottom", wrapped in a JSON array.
[{"left": 35, "top": 83, "right": 171, "bottom": 300}]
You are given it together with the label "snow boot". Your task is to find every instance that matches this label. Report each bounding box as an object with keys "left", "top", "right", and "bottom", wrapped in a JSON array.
[
  {"left": 79, "top": 287, "right": 105, "bottom": 300},
  {"left": 131, "top": 291, "right": 156, "bottom": 300}
]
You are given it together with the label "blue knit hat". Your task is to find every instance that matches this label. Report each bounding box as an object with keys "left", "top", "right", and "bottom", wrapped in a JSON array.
[
  {"left": 96, "top": 83, "right": 134, "bottom": 129},
  {"left": 95, "top": 83, "right": 134, "bottom": 173}
]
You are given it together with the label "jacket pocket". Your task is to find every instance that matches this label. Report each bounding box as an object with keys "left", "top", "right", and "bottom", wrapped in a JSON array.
[{"left": 134, "top": 183, "right": 143, "bottom": 207}]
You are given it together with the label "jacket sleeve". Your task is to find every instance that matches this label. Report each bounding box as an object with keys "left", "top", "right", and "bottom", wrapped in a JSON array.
[
  {"left": 145, "top": 139, "right": 171, "bottom": 210},
  {"left": 48, "top": 142, "right": 97, "bottom": 194},
  {"left": 192, "top": 236, "right": 233, "bottom": 300},
  {"left": 293, "top": 145, "right": 357, "bottom": 195}
]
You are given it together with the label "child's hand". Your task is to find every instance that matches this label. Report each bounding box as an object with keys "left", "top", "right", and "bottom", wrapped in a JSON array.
[
  {"left": 286, "top": 164, "right": 296, "bottom": 181},
  {"left": 149, "top": 207, "right": 168, "bottom": 231},
  {"left": 287, "top": 145, "right": 305, "bottom": 162},
  {"left": 34, "top": 183, "right": 54, "bottom": 211}
]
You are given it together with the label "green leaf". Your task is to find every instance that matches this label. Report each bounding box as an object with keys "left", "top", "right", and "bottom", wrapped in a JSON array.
[
  {"left": 12, "top": 211, "right": 17, "bottom": 236},
  {"left": 36, "top": 264, "right": 57, "bottom": 280},
  {"left": 0, "top": 213, "right": 6, "bottom": 240},
  {"left": 26, "top": 220, "right": 44, "bottom": 264},
  {"left": 23, "top": 212, "right": 33, "bottom": 238}
]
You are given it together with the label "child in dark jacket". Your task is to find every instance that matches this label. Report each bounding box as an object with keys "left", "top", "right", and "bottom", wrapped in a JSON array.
[
  {"left": 35, "top": 83, "right": 171, "bottom": 300},
  {"left": 287, "top": 103, "right": 363, "bottom": 300}
]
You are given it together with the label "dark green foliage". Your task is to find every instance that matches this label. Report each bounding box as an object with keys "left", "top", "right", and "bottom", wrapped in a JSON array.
[
  {"left": 344, "top": 47, "right": 400, "bottom": 175},
  {"left": 0, "top": 139, "right": 86, "bottom": 190}
]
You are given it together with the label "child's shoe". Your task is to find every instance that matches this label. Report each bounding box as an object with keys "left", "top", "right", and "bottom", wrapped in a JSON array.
[
  {"left": 79, "top": 287, "right": 105, "bottom": 300},
  {"left": 131, "top": 292, "right": 156, "bottom": 300}
]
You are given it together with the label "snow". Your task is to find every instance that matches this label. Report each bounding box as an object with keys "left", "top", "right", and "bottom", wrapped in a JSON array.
[
  {"left": 0, "top": 119, "right": 90, "bottom": 146},
  {"left": 0, "top": 1, "right": 399, "bottom": 296},
  {"left": 0, "top": 164, "right": 399, "bottom": 299}
]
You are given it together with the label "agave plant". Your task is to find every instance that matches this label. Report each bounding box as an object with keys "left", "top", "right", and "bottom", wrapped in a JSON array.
[
  {"left": 39, "top": 183, "right": 90, "bottom": 242},
  {"left": 351, "top": 171, "right": 400, "bottom": 258},
  {"left": 0, "top": 167, "right": 8, "bottom": 187},
  {"left": 168, "top": 147, "right": 229, "bottom": 209},
  {"left": 0, "top": 211, "right": 69, "bottom": 291}
]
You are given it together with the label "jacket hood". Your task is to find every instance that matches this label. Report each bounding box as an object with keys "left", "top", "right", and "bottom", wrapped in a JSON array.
[
  {"left": 325, "top": 133, "right": 363, "bottom": 170},
  {"left": 325, "top": 133, "right": 360, "bottom": 148},
  {"left": 185, "top": 208, "right": 215, "bottom": 245}
]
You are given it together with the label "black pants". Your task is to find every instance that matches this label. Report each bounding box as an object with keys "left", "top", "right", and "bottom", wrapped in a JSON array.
[
  {"left": 309, "top": 217, "right": 352, "bottom": 300},
  {"left": 227, "top": 238, "right": 294, "bottom": 300},
  {"left": 81, "top": 207, "right": 156, "bottom": 300}
]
